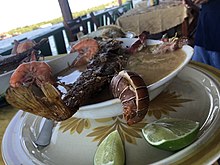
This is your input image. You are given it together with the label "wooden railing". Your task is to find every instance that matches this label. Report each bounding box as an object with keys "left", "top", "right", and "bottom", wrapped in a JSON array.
[{"left": 0, "top": 1, "right": 132, "bottom": 56}]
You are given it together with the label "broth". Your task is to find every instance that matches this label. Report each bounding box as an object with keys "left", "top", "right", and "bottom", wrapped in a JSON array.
[{"left": 126, "top": 48, "right": 186, "bottom": 85}]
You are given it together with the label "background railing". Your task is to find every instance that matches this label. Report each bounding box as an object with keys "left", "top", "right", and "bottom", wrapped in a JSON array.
[{"left": 0, "top": 1, "right": 132, "bottom": 57}]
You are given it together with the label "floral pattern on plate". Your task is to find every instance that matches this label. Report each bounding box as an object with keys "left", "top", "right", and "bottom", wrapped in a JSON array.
[{"left": 59, "top": 89, "right": 193, "bottom": 145}]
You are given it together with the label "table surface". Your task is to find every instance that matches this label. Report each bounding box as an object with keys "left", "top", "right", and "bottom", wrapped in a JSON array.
[
  {"left": 0, "top": 106, "right": 17, "bottom": 165},
  {"left": 1, "top": 61, "right": 220, "bottom": 165},
  {"left": 116, "top": 1, "right": 187, "bottom": 35}
]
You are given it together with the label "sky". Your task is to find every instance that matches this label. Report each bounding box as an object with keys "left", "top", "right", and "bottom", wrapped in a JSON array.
[{"left": 0, "top": 0, "right": 113, "bottom": 33}]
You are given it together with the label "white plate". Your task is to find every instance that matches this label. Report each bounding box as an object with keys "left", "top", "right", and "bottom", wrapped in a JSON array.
[{"left": 2, "top": 64, "right": 220, "bottom": 165}]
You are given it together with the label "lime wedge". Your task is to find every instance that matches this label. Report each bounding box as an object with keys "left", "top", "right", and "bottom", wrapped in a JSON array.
[
  {"left": 142, "top": 118, "right": 200, "bottom": 151},
  {"left": 94, "top": 130, "right": 125, "bottom": 165}
]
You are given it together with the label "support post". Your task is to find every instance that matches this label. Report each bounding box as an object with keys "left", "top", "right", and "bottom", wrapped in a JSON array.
[
  {"left": 58, "top": 0, "right": 73, "bottom": 22},
  {"left": 58, "top": 0, "right": 76, "bottom": 42}
]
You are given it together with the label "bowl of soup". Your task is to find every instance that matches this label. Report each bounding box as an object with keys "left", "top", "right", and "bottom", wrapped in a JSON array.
[
  {"left": 73, "top": 38, "right": 193, "bottom": 119},
  {"left": 1, "top": 38, "right": 193, "bottom": 119}
]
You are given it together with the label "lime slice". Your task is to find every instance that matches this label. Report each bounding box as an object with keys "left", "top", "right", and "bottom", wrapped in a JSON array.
[
  {"left": 94, "top": 130, "right": 125, "bottom": 165},
  {"left": 142, "top": 118, "right": 200, "bottom": 151}
]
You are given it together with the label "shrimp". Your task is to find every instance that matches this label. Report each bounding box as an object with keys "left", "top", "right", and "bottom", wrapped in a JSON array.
[
  {"left": 9, "top": 61, "right": 54, "bottom": 88},
  {"left": 70, "top": 38, "right": 99, "bottom": 66}
]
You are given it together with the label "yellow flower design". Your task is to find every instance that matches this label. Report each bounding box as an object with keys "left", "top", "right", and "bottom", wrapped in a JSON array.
[
  {"left": 59, "top": 117, "right": 91, "bottom": 134},
  {"left": 87, "top": 115, "right": 147, "bottom": 145},
  {"left": 148, "top": 90, "right": 193, "bottom": 119}
]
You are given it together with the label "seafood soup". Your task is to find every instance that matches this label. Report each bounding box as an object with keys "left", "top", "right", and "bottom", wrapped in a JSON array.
[
  {"left": 57, "top": 47, "right": 186, "bottom": 105},
  {"left": 5, "top": 36, "right": 193, "bottom": 124},
  {"left": 127, "top": 47, "right": 187, "bottom": 85}
]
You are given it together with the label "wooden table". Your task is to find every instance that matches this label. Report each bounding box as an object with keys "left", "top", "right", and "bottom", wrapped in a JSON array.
[{"left": 0, "top": 106, "right": 17, "bottom": 165}]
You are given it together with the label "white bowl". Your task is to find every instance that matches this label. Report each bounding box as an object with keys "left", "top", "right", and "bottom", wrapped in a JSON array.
[{"left": 0, "top": 38, "right": 193, "bottom": 119}]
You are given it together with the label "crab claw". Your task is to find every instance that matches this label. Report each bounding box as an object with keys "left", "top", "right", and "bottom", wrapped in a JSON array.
[{"left": 110, "top": 70, "right": 149, "bottom": 125}]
